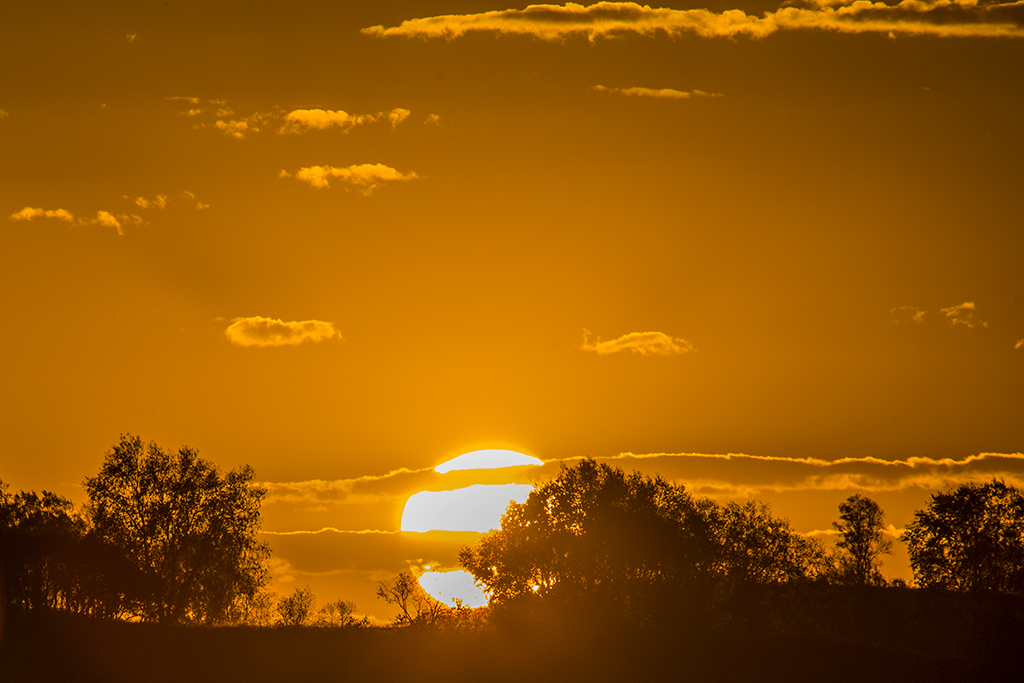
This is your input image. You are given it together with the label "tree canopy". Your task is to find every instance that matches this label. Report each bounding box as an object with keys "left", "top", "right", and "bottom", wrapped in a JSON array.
[
  {"left": 832, "top": 494, "right": 892, "bottom": 586},
  {"left": 903, "top": 479, "right": 1024, "bottom": 593},
  {"left": 84, "top": 434, "right": 271, "bottom": 623}
]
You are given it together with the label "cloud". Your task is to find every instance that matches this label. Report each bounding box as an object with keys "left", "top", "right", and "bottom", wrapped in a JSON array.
[
  {"left": 424, "top": 114, "right": 441, "bottom": 126},
  {"left": 279, "top": 109, "right": 376, "bottom": 134},
  {"left": 591, "top": 84, "right": 723, "bottom": 99},
  {"left": 580, "top": 329, "right": 694, "bottom": 355},
  {"left": 166, "top": 96, "right": 200, "bottom": 105},
  {"left": 891, "top": 305, "right": 926, "bottom": 324},
  {"left": 224, "top": 316, "right": 343, "bottom": 348},
  {"left": 361, "top": 1, "right": 1024, "bottom": 41},
  {"left": 261, "top": 528, "right": 399, "bottom": 536},
  {"left": 388, "top": 108, "right": 411, "bottom": 129},
  {"left": 92, "top": 211, "right": 122, "bottom": 234},
  {"left": 215, "top": 119, "right": 256, "bottom": 139},
  {"left": 0, "top": 109, "right": 8, "bottom": 118},
  {"left": 10, "top": 207, "right": 74, "bottom": 222},
  {"left": 1015, "top": 338, "right": 1024, "bottom": 350},
  {"left": 130, "top": 194, "right": 168, "bottom": 210},
  {"left": 126, "top": 33, "right": 136, "bottom": 43},
  {"left": 533, "top": 451, "right": 1024, "bottom": 499},
  {"left": 278, "top": 107, "right": 412, "bottom": 134},
  {"left": 88, "top": 211, "right": 145, "bottom": 235},
  {"left": 280, "top": 164, "right": 420, "bottom": 194},
  {"left": 940, "top": 301, "right": 987, "bottom": 328},
  {"left": 182, "top": 190, "right": 210, "bottom": 209}
]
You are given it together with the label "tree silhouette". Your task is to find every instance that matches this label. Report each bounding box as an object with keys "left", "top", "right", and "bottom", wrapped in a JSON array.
[
  {"left": 376, "top": 570, "right": 446, "bottom": 625},
  {"left": 832, "top": 494, "right": 892, "bottom": 586},
  {"left": 84, "top": 434, "right": 271, "bottom": 624},
  {"left": 316, "top": 598, "right": 359, "bottom": 627},
  {"left": 903, "top": 479, "right": 1024, "bottom": 593},
  {"left": 277, "top": 585, "right": 316, "bottom": 626},
  {"left": 458, "top": 459, "right": 717, "bottom": 623},
  {"left": 711, "top": 500, "right": 828, "bottom": 586}
]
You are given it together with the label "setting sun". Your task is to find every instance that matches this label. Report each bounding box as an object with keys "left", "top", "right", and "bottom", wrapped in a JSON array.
[{"left": 434, "top": 449, "right": 544, "bottom": 473}]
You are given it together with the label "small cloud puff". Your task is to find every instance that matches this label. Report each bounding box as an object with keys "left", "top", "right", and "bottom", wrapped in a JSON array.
[
  {"left": 215, "top": 119, "right": 256, "bottom": 139},
  {"left": 225, "top": 316, "right": 343, "bottom": 348},
  {"left": 126, "top": 33, "right": 137, "bottom": 43},
  {"left": 940, "top": 301, "right": 987, "bottom": 329},
  {"left": 280, "top": 164, "right": 420, "bottom": 195},
  {"left": 424, "top": 114, "right": 442, "bottom": 126},
  {"left": 890, "top": 306, "right": 926, "bottom": 324},
  {"left": 0, "top": 109, "right": 8, "bottom": 118},
  {"left": 580, "top": 329, "right": 694, "bottom": 356},
  {"left": 591, "top": 85, "right": 723, "bottom": 99},
  {"left": 1014, "top": 339, "right": 1023, "bottom": 350},
  {"left": 129, "top": 194, "right": 168, "bottom": 210},
  {"left": 10, "top": 207, "right": 75, "bottom": 223},
  {"left": 90, "top": 211, "right": 146, "bottom": 236}
]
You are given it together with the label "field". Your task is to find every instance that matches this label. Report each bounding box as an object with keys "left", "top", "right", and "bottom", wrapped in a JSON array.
[{"left": 3, "top": 587, "right": 1022, "bottom": 683}]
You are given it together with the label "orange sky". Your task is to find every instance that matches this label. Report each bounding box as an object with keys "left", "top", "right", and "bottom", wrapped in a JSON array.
[{"left": 2, "top": 0, "right": 1023, "bottom": 620}]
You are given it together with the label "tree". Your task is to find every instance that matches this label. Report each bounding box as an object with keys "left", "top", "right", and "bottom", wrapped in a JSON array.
[
  {"left": 0, "top": 479, "right": 141, "bottom": 618},
  {"left": 316, "top": 598, "right": 359, "bottom": 627},
  {"left": 376, "top": 570, "right": 446, "bottom": 625},
  {"left": 832, "top": 494, "right": 892, "bottom": 586},
  {"left": 458, "top": 459, "right": 717, "bottom": 623},
  {"left": 711, "top": 500, "right": 829, "bottom": 586},
  {"left": 277, "top": 585, "right": 316, "bottom": 626},
  {"left": 84, "top": 434, "right": 271, "bottom": 624},
  {"left": 0, "top": 484, "right": 87, "bottom": 611},
  {"left": 903, "top": 479, "right": 1024, "bottom": 593}
]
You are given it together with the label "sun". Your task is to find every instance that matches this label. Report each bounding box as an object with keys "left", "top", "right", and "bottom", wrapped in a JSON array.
[
  {"left": 402, "top": 449, "right": 544, "bottom": 607},
  {"left": 417, "top": 569, "right": 488, "bottom": 608}
]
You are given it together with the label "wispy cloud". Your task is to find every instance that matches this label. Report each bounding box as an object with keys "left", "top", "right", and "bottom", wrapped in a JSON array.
[
  {"left": 891, "top": 305, "right": 926, "bottom": 324},
  {"left": 214, "top": 118, "right": 259, "bottom": 139},
  {"left": 126, "top": 33, "right": 137, "bottom": 43},
  {"left": 280, "top": 164, "right": 420, "bottom": 194},
  {"left": 127, "top": 194, "right": 168, "bottom": 210},
  {"left": 0, "top": 109, "right": 8, "bottom": 118},
  {"left": 10, "top": 207, "right": 75, "bottom": 223},
  {"left": 580, "top": 329, "right": 694, "bottom": 356},
  {"left": 224, "top": 316, "right": 343, "bottom": 348},
  {"left": 537, "top": 451, "right": 1024, "bottom": 498},
  {"left": 940, "top": 301, "right": 987, "bottom": 328},
  {"left": 1015, "top": 338, "right": 1024, "bottom": 350},
  {"left": 361, "top": 1, "right": 1024, "bottom": 41},
  {"left": 172, "top": 98, "right": 414, "bottom": 138},
  {"left": 591, "top": 85, "right": 723, "bottom": 99},
  {"left": 424, "top": 113, "right": 442, "bottom": 126},
  {"left": 260, "top": 528, "right": 399, "bottom": 536}
]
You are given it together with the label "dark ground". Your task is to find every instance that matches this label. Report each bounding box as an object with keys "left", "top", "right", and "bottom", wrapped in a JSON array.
[{"left": 3, "top": 587, "right": 1022, "bottom": 683}]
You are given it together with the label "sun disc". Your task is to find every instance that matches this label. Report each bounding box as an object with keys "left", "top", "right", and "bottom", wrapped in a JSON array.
[
  {"left": 401, "top": 483, "right": 532, "bottom": 532},
  {"left": 417, "top": 569, "right": 487, "bottom": 608},
  {"left": 435, "top": 449, "right": 543, "bottom": 473}
]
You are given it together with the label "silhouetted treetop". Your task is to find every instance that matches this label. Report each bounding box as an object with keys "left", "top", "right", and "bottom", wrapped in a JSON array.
[
  {"left": 458, "top": 459, "right": 719, "bottom": 621},
  {"left": 904, "top": 478, "right": 1024, "bottom": 593},
  {"left": 84, "top": 434, "right": 271, "bottom": 624},
  {"left": 832, "top": 494, "right": 892, "bottom": 586}
]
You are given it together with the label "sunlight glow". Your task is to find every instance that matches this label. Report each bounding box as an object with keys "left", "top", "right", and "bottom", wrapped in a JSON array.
[
  {"left": 435, "top": 449, "right": 544, "bottom": 473},
  {"left": 417, "top": 569, "right": 488, "bottom": 608},
  {"left": 400, "top": 483, "right": 532, "bottom": 532}
]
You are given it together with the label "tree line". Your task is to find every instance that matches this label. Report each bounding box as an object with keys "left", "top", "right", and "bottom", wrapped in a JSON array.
[{"left": 3, "top": 437, "right": 1024, "bottom": 629}]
